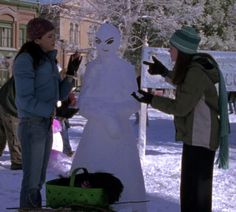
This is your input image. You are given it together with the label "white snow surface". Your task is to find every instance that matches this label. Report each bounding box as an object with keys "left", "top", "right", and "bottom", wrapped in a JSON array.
[{"left": 0, "top": 108, "right": 235, "bottom": 212}]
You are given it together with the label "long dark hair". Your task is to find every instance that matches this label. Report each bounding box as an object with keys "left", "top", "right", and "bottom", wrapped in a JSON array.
[
  {"left": 172, "top": 51, "right": 194, "bottom": 85},
  {"left": 15, "top": 41, "right": 47, "bottom": 69}
]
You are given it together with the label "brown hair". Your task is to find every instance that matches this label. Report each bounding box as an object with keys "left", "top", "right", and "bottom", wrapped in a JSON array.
[
  {"left": 172, "top": 51, "right": 194, "bottom": 85},
  {"left": 27, "top": 17, "right": 54, "bottom": 41}
]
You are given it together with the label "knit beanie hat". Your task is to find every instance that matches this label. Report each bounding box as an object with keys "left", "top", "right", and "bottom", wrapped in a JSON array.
[
  {"left": 27, "top": 17, "right": 55, "bottom": 41},
  {"left": 170, "top": 26, "right": 201, "bottom": 54}
]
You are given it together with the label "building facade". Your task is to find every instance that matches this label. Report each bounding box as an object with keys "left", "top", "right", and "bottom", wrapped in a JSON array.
[
  {"left": 0, "top": 0, "right": 39, "bottom": 86},
  {"left": 40, "top": 1, "right": 101, "bottom": 87},
  {"left": 0, "top": 0, "right": 101, "bottom": 87}
]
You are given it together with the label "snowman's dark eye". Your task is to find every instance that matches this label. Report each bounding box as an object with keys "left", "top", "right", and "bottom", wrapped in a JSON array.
[
  {"left": 106, "top": 39, "right": 114, "bottom": 45},
  {"left": 105, "top": 37, "right": 114, "bottom": 45}
]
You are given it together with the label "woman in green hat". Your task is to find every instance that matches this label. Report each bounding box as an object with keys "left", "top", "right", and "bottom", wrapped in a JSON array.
[{"left": 132, "top": 26, "right": 229, "bottom": 212}]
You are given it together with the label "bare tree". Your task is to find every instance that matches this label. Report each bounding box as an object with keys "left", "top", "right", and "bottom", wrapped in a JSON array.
[{"left": 40, "top": 0, "right": 236, "bottom": 61}]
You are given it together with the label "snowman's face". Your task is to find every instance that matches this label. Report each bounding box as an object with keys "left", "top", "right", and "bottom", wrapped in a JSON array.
[{"left": 95, "top": 23, "right": 121, "bottom": 56}]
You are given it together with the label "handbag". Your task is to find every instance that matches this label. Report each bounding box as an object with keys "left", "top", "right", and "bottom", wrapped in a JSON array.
[{"left": 46, "top": 168, "right": 108, "bottom": 208}]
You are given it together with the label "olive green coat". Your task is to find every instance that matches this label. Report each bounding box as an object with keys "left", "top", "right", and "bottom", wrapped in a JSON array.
[{"left": 151, "top": 57, "right": 220, "bottom": 151}]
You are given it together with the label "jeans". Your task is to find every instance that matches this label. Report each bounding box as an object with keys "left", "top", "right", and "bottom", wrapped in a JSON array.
[
  {"left": 60, "top": 119, "right": 72, "bottom": 155},
  {"left": 18, "top": 117, "right": 53, "bottom": 208}
]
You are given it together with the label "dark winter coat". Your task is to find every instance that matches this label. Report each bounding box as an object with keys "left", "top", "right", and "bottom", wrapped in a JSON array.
[
  {"left": 151, "top": 55, "right": 220, "bottom": 151},
  {"left": 0, "top": 77, "right": 17, "bottom": 117}
]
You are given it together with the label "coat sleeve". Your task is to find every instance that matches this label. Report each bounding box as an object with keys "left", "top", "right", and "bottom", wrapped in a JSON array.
[{"left": 151, "top": 67, "right": 209, "bottom": 116}]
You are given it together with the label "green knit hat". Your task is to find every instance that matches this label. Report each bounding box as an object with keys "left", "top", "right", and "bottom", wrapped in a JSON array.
[{"left": 170, "top": 26, "right": 201, "bottom": 54}]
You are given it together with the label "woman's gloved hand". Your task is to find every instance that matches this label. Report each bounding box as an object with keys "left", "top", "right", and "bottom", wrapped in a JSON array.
[
  {"left": 143, "top": 56, "right": 169, "bottom": 77},
  {"left": 131, "top": 90, "right": 153, "bottom": 104},
  {"left": 67, "top": 52, "right": 82, "bottom": 76}
]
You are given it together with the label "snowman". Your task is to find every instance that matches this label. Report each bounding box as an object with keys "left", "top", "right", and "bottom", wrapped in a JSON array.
[{"left": 71, "top": 23, "right": 147, "bottom": 212}]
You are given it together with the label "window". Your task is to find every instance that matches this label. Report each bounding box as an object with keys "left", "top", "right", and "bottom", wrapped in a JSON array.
[
  {"left": 69, "top": 23, "right": 73, "bottom": 44},
  {"left": 19, "top": 24, "right": 27, "bottom": 47},
  {"left": 0, "top": 22, "right": 13, "bottom": 48},
  {"left": 74, "top": 24, "right": 79, "bottom": 45}
]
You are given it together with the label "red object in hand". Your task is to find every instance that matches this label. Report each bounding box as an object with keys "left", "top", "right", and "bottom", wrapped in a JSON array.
[{"left": 68, "top": 92, "right": 77, "bottom": 107}]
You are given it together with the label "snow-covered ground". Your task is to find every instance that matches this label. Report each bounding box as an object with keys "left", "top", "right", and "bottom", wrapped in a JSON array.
[{"left": 0, "top": 108, "right": 235, "bottom": 212}]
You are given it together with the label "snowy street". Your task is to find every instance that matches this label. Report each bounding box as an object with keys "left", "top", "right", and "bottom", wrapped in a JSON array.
[{"left": 0, "top": 108, "right": 235, "bottom": 212}]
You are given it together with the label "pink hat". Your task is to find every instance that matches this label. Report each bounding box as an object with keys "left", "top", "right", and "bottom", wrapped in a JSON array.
[{"left": 27, "top": 17, "right": 55, "bottom": 41}]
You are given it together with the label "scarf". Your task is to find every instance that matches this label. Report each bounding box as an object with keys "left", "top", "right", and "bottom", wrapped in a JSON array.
[{"left": 215, "top": 69, "right": 230, "bottom": 169}]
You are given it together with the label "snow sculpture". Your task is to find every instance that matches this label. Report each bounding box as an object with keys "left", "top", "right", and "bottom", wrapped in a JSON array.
[{"left": 71, "top": 23, "right": 147, "bottom": 211}]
